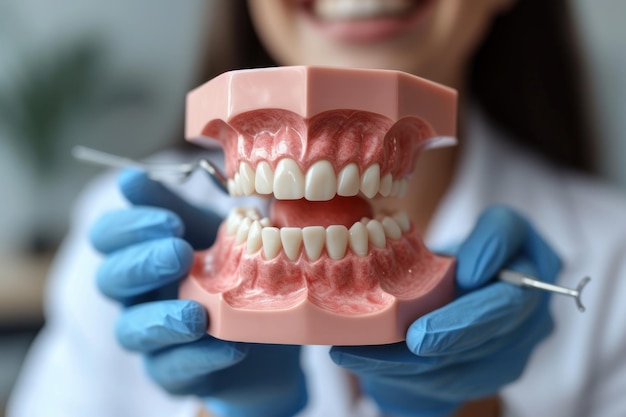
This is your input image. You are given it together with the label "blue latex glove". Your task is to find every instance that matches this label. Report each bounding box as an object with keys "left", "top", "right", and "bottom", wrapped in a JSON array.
[
  {"left": 91, "top": 169, "right": 307, "bottom": 417},
  {"left": 330, "top": 206, "right": 561, "bottom": 417}
]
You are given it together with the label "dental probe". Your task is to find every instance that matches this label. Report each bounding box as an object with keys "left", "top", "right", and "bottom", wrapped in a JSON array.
[
  {"left": 72, "top": 146, "right": 229, "bottom": 193},
  {"left": 499, "top": 270, "right": 591, "bottom": 312}
]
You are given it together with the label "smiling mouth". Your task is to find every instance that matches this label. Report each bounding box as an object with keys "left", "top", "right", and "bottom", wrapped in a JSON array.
[
  {"left": 180, "top": 66, "right": 457, "bottom": 345},
  {"left": 309, "top": 0, "right": 427, "bottom": 21}
]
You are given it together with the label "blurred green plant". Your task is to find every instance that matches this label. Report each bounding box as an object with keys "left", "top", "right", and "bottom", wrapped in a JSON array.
[{"left": 0, "top": 36, "right": 152, "bottom": 174}]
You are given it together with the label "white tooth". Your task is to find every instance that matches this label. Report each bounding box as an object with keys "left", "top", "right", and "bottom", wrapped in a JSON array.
[
  {"left": 261, "top": 227, "right": 282, "bottom": 259},
  {"left": 382, "top": 217, "right": 402, "bottom": 240},
  {"left": 305, "top": 160, "right": 337, "bottom": 201},
  {"left": 360, "top": 216, "right": 371, "bottom": 224},
  {"left": 390, "top": 179, "right": 401, "bottom": 197},
  {"left": 255, "top": 161, "right": 274, "bottom": 195},
  {"left": 274, "top": 159, "right": 305, "bottom": 200},
  {"left": 233, "top": 173, "right": 243, "bottom": 196},
  {"left": 366, "top": 219, "right": 386, "bottom": 248},
  {"left": 361, "top": 164, "right": 380, "bottom": 198},
  {"left": 246, "top": 221, "right": 263, "bottom": 254},
  {"left": 245, "top": 207, "right": 261, "bottom": 221},
  {"left": 280, "top": 227, "right": 303, "bottom": 261},
  {"left": 225, "top": 210, "right": 243, "bottom": 235},
  {"left": 235, "top": 217, "right": 252, "bottom": 244},
  {"left": 337, "top": 163, "right": 360, "bottom": 196},
  {"left": 393, "top": 212, "right": 411, "bottom": 232},
  {"left": 260, "top": 218, "right": 272, "bottom": 228},
  {"left": 349, "top": 222, "right": 369, "bottom": 257},
  {"left": 239, "top": 162, "right": 255, "bottom": 196},
  {"left": 302, "top": 226, "right": 325, "bottom": 261},
  {"left": 398, "top": 179, "right": 408, "bottom": 197},
  {"left": 227, "top": 178, "right": 237, "bottom": 196},
  {"left": 326, "top": 225, "right": 349, "bottom": 260},
  {"left": 379, "top": 173, "right": 393, "bottom": 197}
]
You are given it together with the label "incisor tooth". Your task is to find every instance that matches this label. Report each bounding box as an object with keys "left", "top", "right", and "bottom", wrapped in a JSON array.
[
  {"left": 239, "top": 162, "right": 255, "bottom": 196},
  {"left": 261, "top": 227, "right": 281, "bottom": 259},
  {"left": 302, "top": 226, "right": 325, "bottom": 261},
  {"left": 246, "top": 221, "right": 263, "bottom": 254},
  {"left": 393, "top": 212, "right": 411, "bottom": 232},
  {"left": 305, "top": 160, "right": 337, "bottom": 201},
  {"left": 235, "top": 217, "right": 252, "bottom": 244},
  {"left": 337, "top": 163, "right": 360, "bottom": 196},
  {"left": 366, "top": 219, "right": 386, "bottom": 248},
  {"left": 382, "top": 217, "right": 402, "bottom": 240},
  {"left": 255, "top": 161, "right": 274, "bottom": 195},
  {"left": 280, "top": 227, "right": 303, "bottom": 260},
  {"left": 361, "top": 164, "right": 380, "bottom": 198},
  {"left": 326, "top": 225, "right": 349, "bottom": 260},
  {"left": 349, "top": 222, "right": 369, "bottom": 257},
  {"left": 274, "top": 159, "right": 305, "bottom": 199},
  {"left": 379, "top": 173, "right": 393, "bottom": 197}
]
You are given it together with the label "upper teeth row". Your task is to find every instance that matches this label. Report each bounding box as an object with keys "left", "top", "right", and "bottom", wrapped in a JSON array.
[
  {"left": 225, "top": 208, "right": 411, "bottom": 261},
  {"left": 228, "top": 159, "right": 407, "bottom": 200},
  {"left": 315, "top": 0, "right": 414, "bottom": 20}
]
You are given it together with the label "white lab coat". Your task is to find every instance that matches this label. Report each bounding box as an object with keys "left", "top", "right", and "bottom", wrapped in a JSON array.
[{"left": 8, "top": 109, "right": 626, "bottom": 417}]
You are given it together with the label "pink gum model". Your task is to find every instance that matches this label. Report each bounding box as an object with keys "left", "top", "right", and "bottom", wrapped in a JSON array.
[{"left": 179, "top": 66, "right": 457, "bottom": 345}]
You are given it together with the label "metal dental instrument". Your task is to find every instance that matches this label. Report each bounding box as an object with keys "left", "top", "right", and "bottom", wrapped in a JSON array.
[
  {"left": 499, "top": 270, "right": 591, "bottom": 312},
  {"left": 72, "top": 145, "right": 229, "bottom": 193}
]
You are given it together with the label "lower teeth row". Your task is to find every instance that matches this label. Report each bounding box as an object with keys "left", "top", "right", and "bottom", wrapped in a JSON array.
[{"left": 224, "top": 208, "right": 411, "bottom": 261}]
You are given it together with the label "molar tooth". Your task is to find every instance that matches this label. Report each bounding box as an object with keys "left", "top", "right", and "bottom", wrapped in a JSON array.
[
  {"left": 239, "top": 162, "right": 255, "bottom": 196},
  {"left": 393, "top": 212, "right": 411, "bottom": 232},
  {"left": 337, "top": 163, "right": 360, "bottom": 196},
  {"left": 379, "top": 173, "right": 393, "bottom": 197},
  {"left": 382, "top": 217, "right": 402, "bottom": 240},
  {"left": 246, "top": 221, "right": 263, "bottom": 254},
  {"left": 274, "top": 159, "right": 305, "bottom": 200},
  {"left": 360, "top": 163, "right": 380, "bottom": 198},
  {"left": 326, "top": 225, "right": 349, "bottom": 260},
  {"left": 302, "top": 226, "right": 325, "bottom": 261},
  {"left": 255, "top": 161, "right": 274, "bottom": 195},
  {"left": 366, "top": 219, "right": 387, "bottom": 249},
  {"left": 245, "top": 208, "right": 261, "bottom": 221},
  {"left": 280, "top": 227, "right": 303, "bottom": 261},
  {"left": 305, "top": 160, "right": 337, "bottom": 201},
  {"left": 261, "top": 227, "right": 282, "bottom": 259},
  {"left": 349, "top": 222, "right": 369, "bottom": 257},
  {"left": 235, "top": 217, "right": 252, "bottom": 244}
]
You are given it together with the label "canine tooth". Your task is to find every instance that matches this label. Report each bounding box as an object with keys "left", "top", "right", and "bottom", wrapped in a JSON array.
[
  {"left": 225, "top": 210, "right": 243, "bottom": 235},
  {"left": 366, "top": 219, "right": 386, "bottom": 248},
  {"left": 255, "top": 161, "right": 274, "bottom": 195},
  {"left": 337, "top": 163, "right": 360, "bottom": 196},
  {"left": 303, "top": 226, "right": 325, "bottom": 261},
  {"left": 246, "top": 221, "right": 263, "bottom": 254},
  {"left": 235, "top": 217, "right": 252, "bottom": 244},
  {"left": 382, "top": 217, "right": 402, "bottom": 240},
  {"left": 280, "top": 227, "right": 303, "bottom": 261},
  {"left": 274, "top": 159, "right": 305, "bottom": 199},
  {"left": 233, "top": 173, "right": 243, "bottom": 196},
  {"left": 239, "top": 162, "right": 255, "bottom": 196},
  {"left": 305, "top": 160, "right": 337, "bottom": 201},
  {"left": 361, "top": 164, "right": 380, "bottom": 198},
  {"left": 261, "top": 227, "right": 282, "bottom": 259},
  {"left": 379, "top": 173, "right": 393, "bottom": 197},
  {"left": 349, "top": 222, "right": 369, "bottom": 257},
  {"left": 393, "top": 212, "right": 411, "bottom": 232},
  {"left": 326, "top": 225, "right": 349, "bottom": 260}
]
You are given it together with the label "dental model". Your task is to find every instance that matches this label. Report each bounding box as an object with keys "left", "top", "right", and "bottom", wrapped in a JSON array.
[{"left": 179, "top": 66, "right": 457, "bottom": 345}]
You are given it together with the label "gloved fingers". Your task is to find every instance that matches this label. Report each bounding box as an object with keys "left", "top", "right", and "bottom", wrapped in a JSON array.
[
  {"left": 407, "top": 256, "right": 542, "bottom": 356},
  {"left": 115, "top": 300, "right": 207, "bottom": 352},
  {"left": 119, "top": 169, "right": 222, "bottom": 250},
  {"left": 90, "top": 207, "right": 184, "bottom": 254},
  {"left": 145, "top": 335, "right": 248, "bottom": 395},
  {"left": 96, "top": 237, "right": 193, "bottom": 301},
  {"left": 456, "top": 205, "right": 561, "bottom": 290}
]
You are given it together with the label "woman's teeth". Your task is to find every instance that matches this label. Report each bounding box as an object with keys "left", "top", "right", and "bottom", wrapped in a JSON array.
[
  {"left": 314, "top": 0, "right": 416, "bottom": 20},
  {"left": 228, "top": 159, "right": 408, "bottom": 200},
  {"left": 225, "top": 208, "right": 411, "bottom": 261}
]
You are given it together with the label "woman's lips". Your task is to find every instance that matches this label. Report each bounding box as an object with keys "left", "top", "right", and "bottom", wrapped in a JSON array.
[{"left": 302, "top": 0, "right": 435, "bottom": 43}]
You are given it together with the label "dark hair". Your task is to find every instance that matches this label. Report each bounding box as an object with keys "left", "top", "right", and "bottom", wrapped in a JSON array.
[{"left": 202, "top": 0, "right": 595, "bottom": 173}]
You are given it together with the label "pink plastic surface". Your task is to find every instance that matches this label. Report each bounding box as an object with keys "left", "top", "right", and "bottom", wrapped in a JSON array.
[{"left": 180, "top": 66, "right": 457, "bottom": 345}]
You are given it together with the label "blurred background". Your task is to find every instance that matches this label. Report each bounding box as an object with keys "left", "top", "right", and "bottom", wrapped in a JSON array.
[{"left": 0, "top": 0, "right": 624, "bottom": 415}]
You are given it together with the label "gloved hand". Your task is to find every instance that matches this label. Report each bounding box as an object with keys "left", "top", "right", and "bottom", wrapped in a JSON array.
[
  {"left": 330, "top": 206, "right": 561, "bottom": 417},
  {"left": 91, "top": 169, "right": 307, "bottom": 417}
]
